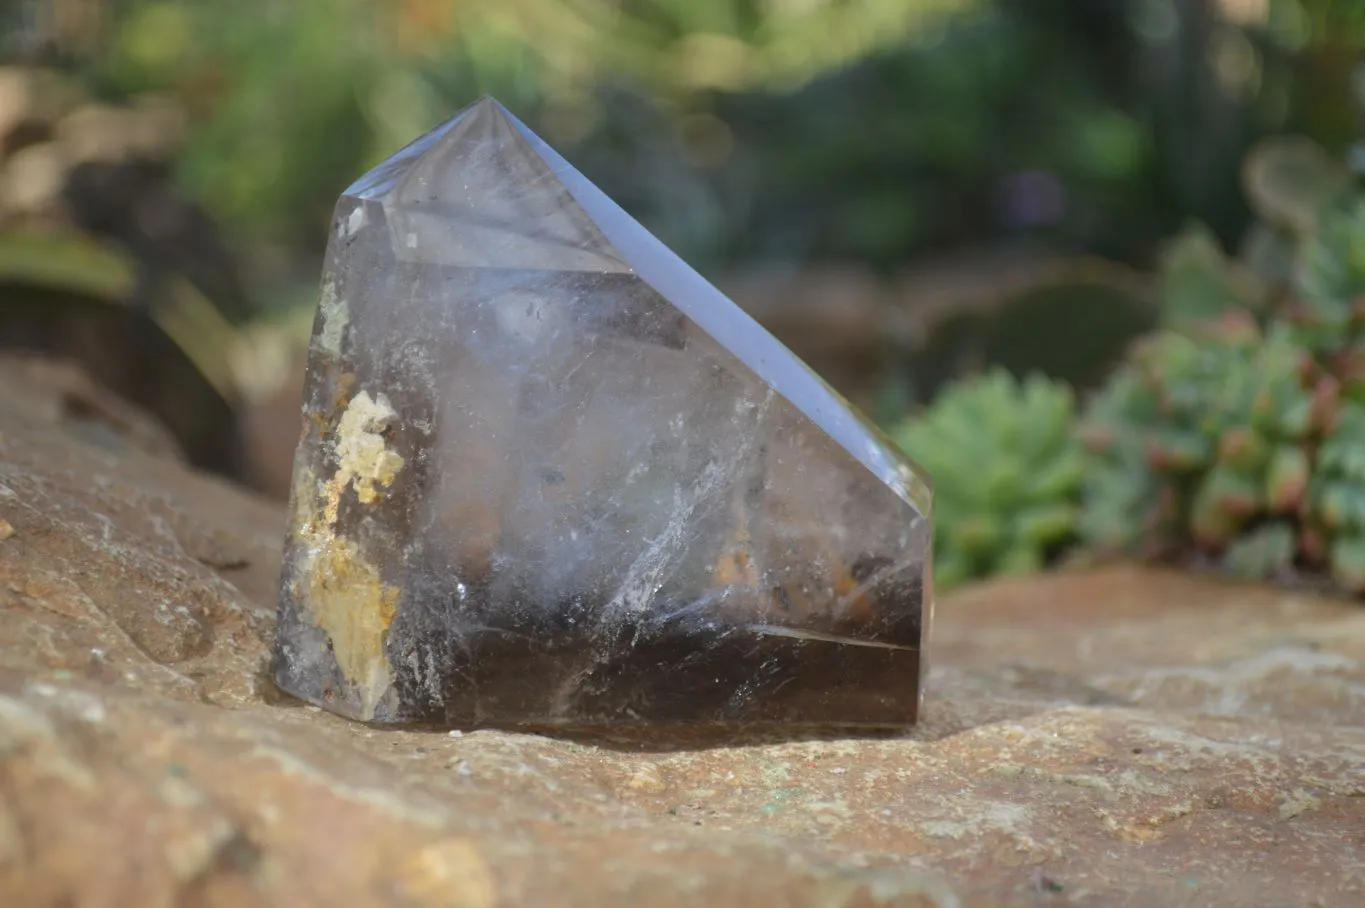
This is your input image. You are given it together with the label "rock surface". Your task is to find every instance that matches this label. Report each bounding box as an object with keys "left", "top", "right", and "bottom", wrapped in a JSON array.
[{"left": 0, "top": 358, "right": 1362, "bottom": 907}]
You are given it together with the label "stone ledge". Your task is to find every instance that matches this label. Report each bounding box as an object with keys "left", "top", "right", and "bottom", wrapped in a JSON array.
[{"left": 0, "top": 359, "right": 1361, "bottom": 907}]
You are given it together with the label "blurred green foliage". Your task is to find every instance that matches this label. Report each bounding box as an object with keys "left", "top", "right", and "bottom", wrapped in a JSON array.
[
  {"left": 82, "top": 0, "right": 971, "bottom": 257},
  {"left": 8, "top": 0, "right": 1358, "bottom": 292}
]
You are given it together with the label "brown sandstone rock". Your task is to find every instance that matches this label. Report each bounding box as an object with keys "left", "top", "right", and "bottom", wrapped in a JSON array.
[{"left": 0, "top": 360, "right": 1361, "bottom": 907}]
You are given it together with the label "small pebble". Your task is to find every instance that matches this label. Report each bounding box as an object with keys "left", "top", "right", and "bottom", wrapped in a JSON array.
[{"left": 0, "top": 517, "right": 13, "bottom": 540}]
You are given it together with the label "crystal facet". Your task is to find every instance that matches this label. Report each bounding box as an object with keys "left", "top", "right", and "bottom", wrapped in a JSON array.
[{"left": 272, "top": 97, "right": 933, "bottom": 728}]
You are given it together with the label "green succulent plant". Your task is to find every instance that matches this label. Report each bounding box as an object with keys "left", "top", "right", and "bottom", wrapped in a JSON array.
[
  {"left": 1309, "top": 403, "right": 1365, "bottom": 592},
  {"left": 1078, "top": 135, "right": 1365, "bottom": 593},
  {"left": 1289, "top": 197, "right": 1365, "bottom": 363},
  {"left": 892, "top": 135, "right": 1365, "bottom": 598},
  {"left": 1080, "top": 318, "right": 1328, "bottom": 581},
  {"left": 891, "top": 368, "right": 1084, "bottom": 591},
  {"left": 1158, "top": 222, "right": 1269, "bottom": 332},
  {"left": 1076, "top": 367, "right": 1171, "bottom": 556}
]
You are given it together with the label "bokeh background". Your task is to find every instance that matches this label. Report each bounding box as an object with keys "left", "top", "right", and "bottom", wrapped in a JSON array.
[{"left": 1, "top": 0, "right": 1363, "bottom": 501}]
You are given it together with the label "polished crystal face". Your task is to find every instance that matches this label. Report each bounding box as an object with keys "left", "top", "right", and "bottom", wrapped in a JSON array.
[{"left": 272, "top": 97, "right": 933, "bottom": 727}]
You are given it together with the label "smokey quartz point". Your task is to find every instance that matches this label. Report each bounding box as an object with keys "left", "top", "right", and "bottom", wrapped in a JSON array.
[{"left": 272, "top": 97, "right": 933, "bottom": 728}]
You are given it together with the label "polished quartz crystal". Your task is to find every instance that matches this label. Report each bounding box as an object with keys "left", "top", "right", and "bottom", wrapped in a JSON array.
[{"left": 272, "top": 97, "right": 933, "bottom": 728}]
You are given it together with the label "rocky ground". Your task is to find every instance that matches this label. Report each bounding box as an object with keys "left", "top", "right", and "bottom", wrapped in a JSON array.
[{"left": 0, "top": 355, "right": 1361, "bottom": 907}]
